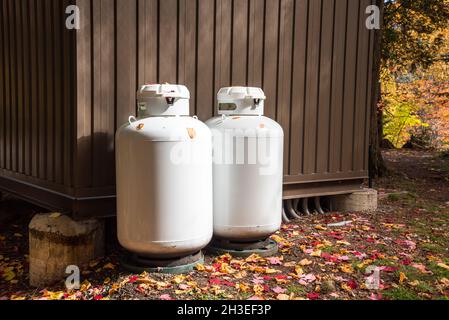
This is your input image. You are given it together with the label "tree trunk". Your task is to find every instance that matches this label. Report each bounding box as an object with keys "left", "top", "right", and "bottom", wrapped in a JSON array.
[{"left": 369, "top": 0, "right": 387, "bottom": 179}]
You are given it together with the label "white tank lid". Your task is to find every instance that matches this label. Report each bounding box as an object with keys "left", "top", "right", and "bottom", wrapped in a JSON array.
[
  {"left": 217, "top": 87, "right": 266, "bottom": 102},
  {"left": 136, "top": 84, "right": 190, "bottom": 117},
  {"left": 217, "top": 87, "right": 266, "bottom": 116},
  {"left": 137, "top": 84, "right": 190, "bottom": 100}
]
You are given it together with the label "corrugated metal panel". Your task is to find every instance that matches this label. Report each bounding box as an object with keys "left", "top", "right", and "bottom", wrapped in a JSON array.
[
  {"left": 74, "top": 0, "right": 374, "bottom": 188},
  {"left": 0, "top": 0, "right": 377, "bottom": 217},
  {"left": 0, "top": 0, "right": 75, "bottom": 192}
]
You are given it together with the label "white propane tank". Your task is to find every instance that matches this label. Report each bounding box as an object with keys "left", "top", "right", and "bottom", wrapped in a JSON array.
[
  {"left": 116, "top": 84, "right": 213, "bottom": 258},
  {"left": 206, "top": 87, "right": 284, "bottom": 241}
]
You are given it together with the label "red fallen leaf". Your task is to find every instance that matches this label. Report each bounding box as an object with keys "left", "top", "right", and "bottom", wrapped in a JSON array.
[
  {"left": 178, "top": 284, "right": 191, "bottom": 290},
  {"left": 348, "top": 280, "right": 358, "bottom": 290},
  {"left": 267, "top": 257, "right": 283, "bottom": 265},
  {"left": 307, "top": 293, "right": 320, "bottom": 300},
  {"left": 311, "top": 241, "right": 322, "bottom": 247},
  {"left": 370, "top": 293, "right": 383, "bottom": 301},
  {"left": 321, "top": 252, "right": 332, "bottom": 259},
  {"left": 231, "top": 264, "right": 242, "bottom": 270},
  {"left": 272, "top": 286, "right": 287, "bottom": 294},
  {"left": 135, "top": 285, "right": 147, "bottom": 294},
  {"left": 94, "top": 295, "right": 103, "bottom": 300},
  {"left": 395, "top": 240, "right": 416, "bottom": 251},
  {"left": 219, "top": 255, "right": 232, "bottom": 263},
  {"left": 401, "top": 259, "right": 412, "bottom": 266},
  {"left": 325, "top": 232, "right": 344, "bottom": 240},
  {"left": 369, "top": 251, "right": 382, "bottom": 260},
  {"left": 274, "top": 275, "right": 288, "bottom": 280},
  {"left": 128, "top": 276, "right": 139, "bottom": 284},
  {"left": 381, "top": 266, "right": 399, "bottom": 273},
  {"left": 321, "top": 252, "right": 338, "bottom": 263},
  {"left": 262, "top": 276, "right": 274, "bottom": 281},
  {"left": 366, "top": 238, "right": 376, "bottom": 243},
  {"left": 209, "top": 278, "right": 222, "bottom": 285},
  {"left": 212, "top": 264, "right": 222, "bottom": 272}
]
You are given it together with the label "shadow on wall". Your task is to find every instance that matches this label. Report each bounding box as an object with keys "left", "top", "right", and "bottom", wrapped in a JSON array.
[{"left": 76, "top": 132, "right": 117, "bottom": 189}]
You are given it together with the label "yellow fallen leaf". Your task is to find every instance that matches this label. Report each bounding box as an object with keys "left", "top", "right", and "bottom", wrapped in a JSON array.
[
  {"left": 277, "top": 294, "right": 290, "bottom": 300},
  {"left": 173, "top": 275, "right": 186, "bottom": 284},
  {"left": 233, "top": 271, "right": 247, "bottom": 279},
  {"left": 315, "top": 225, "right": 327, "bottom": 231},
  {"left": 284, "top": 262, "right": 296, "bottom": 267},
  {"left": 264, "top": 268, "right": 279, "bottom": 274},
  {"left": 440, "top": 278, "right": 449, "bottom": 288},
  {"left": 3, "top": 270, "right": 16, "bottom": 281},
  {"left": 399, "top": 272, "right": 408, "bottom": 284},
  {"left": 340, "top": 264, "right": 354, "bottom": 274},
  {"left": 156, "top": 281, "right": 171, "bottom": 290},
  {"left": 299, "top": 259, "right": 313, "bottom": 266},
  {"left": 89, "top": 260, "right": 100, "bottom": 268},
  {"left": 311, "top": 249, "right": 322, "bottom": 257},
  {"left": 236, "top": 283, "right": 250, "bottom": 293},
  {"left": 103, "top": 263, "right": 115, "bottom": 270},
  {"left": 295, "top": 265, "right": 304, "bottom": 276},
  {"left": 357, "top": 260, "right": 373, "bottom": 269},
  {"left": 49, "top": 212, "right": 61, "bottom": 219},
  {"left": 195, "top": 263, "right": 205, "bottom": 271},
  {"left": 341, "top": 283, "right": 352, "bottom": 292},
  {"left": 409, "top": 280, "right": 420, "bottom": 287},
  {"left": 337, "top": 241, "right": 351, "bottom": 246},
  {"left": 253, "top": 285, "right": 265, "bottom": 295},
  {"left": 0, "top": 235, "right": 5, "bottom": 241},
  {"left": 80, "top": 280, "right": 92, "bottom": 291},
  {"left": 246, "top": 254, "right": 262, "bottom": 263},
  {"left": 103, "top": 277, "right": 111, "bottom": 285},
  {"left": 10, "top": 295, "right": 26, "bottom": 300},
  {"left": 437, "top": 263, "right": 449, "bottom": 271}
]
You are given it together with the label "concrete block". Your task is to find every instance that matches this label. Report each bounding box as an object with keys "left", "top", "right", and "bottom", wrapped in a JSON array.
[
  {"left": 331, "top": 188, "right": 378, "bottom": 213},
  {"left": 29, "top": 213, "right": 104, "bottom": 287}
]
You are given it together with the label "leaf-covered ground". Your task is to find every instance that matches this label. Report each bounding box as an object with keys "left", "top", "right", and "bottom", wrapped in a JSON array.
[{"left": 1, "top": 150, "right": 448, "bottom": 300}]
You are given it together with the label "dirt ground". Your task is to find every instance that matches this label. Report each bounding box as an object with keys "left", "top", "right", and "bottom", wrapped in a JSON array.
[{"left": 1, "top": 149, "right": 448, "bottom": 300}]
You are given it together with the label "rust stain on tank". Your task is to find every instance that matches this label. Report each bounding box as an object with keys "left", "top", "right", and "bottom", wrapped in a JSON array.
[{"left": 187, "top": 128, "right": 196, "bottom": 139}]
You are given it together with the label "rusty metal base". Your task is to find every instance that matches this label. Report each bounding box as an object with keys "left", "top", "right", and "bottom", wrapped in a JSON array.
[
  {"left": 121, "top": 251, "right": 204, "bottom": 275},
  {"left": 207, "top": 238, "right": 278, "bottom": 258}
]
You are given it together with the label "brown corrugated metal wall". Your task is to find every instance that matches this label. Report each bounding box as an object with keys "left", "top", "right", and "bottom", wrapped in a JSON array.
[
  {"left": 0, "top": 0, "right": 75, "bottom": 197},
  {"left": 0, "top": 0, "right": 377, "bottom": 217}
]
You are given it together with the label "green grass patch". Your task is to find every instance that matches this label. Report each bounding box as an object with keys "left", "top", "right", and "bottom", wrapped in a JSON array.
[
  {"left": 420, "top": 242, "right": 446, "bottom": 254},
  {"left": 388, "top": 193, "right": 401, "bottom": 202},
  {"left": 383, "top": 287, "right": 422, "bottom": 300},
  {"left": 428, "top": 263, "right": 449, "bottom": 279},
  {"left": 287, "top": 285, "right": 307, "bottom": 295}
]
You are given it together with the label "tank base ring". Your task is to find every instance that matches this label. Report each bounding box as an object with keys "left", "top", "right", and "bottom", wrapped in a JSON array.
[
  {"left": 120, "top": 251, "right": 204, "bottom": 275},
  {"left": 207, "top": 238, "right": 279, "bottom": 258}
]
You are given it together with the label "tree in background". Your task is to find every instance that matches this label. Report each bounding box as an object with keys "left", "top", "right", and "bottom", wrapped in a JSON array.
[{"left": 370, "top": 0, "right": 449, "bottom": 177}]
